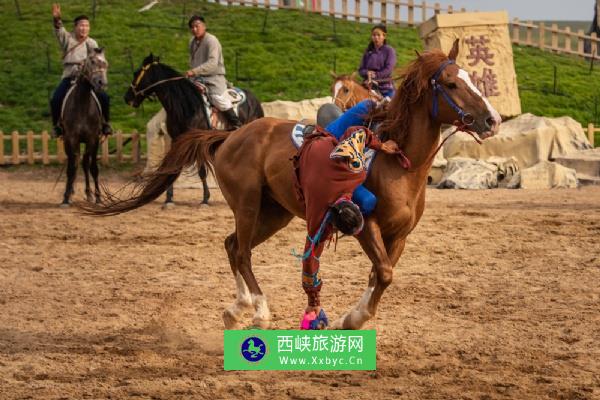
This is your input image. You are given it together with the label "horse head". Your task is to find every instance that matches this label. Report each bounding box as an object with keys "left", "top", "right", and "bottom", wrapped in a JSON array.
[
  {"left": 420, "top": 39, "right": 501, "bottom": 138},
  {"left": 125, "top": 53, "right": 161, "bottom": 107},
  {"left": 82, "top": 47, "right": 108, "bottom": 92},
  {"left": 331, "top": 72, "right": 382, "bottom": 111}
]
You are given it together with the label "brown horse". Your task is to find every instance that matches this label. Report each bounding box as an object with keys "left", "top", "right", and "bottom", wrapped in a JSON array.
[
  {"left": 331, "top": 71, "right": 383, "bottom": 110},
  {"left": 87, "top": 40, "right": 501, "bottom": 330}
]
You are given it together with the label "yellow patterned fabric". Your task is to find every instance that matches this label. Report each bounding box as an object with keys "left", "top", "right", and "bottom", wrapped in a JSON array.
[{"left": 329, "top": 128, "right": 367, "bottom": 173}]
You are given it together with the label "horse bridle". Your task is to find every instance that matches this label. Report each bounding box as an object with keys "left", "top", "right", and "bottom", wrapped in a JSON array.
[
  {"left": 129, "top": 61, "right": 185, "bottom": 98},
  {"left": 430, "top": 60, "right": 474, "bottom": 126}
]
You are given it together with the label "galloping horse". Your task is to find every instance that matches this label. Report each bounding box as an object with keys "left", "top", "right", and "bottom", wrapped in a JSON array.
[
  {"left": 331, "top": 72, "right": 383, "bottom": 111},
  {"left": 88, "top": 41, "right": 501, "bottom": 329},
  {"left": 60, "top": 48, "right": 109, "bottom": 207},
  {"left": 124, "top": 54, "right": 264, "bottom": 206}
]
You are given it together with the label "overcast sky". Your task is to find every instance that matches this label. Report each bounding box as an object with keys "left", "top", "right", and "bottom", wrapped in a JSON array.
[{"left": 433, "top": 0, "right": 595, "bottom": 21}]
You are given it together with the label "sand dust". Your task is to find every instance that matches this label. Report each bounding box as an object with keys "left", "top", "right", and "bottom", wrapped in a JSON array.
[{"left": 1, "top": 167, "right": 599, "bottom": 399}]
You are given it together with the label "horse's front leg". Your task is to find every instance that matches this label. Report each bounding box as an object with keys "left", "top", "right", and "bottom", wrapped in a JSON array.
[{"left": 330, "top": 217, "right": 403, "bottom": 330}]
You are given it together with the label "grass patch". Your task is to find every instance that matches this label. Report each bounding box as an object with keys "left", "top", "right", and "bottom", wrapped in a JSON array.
[{"left": 1, "top": 0, "right": 600, "bottom": 135}]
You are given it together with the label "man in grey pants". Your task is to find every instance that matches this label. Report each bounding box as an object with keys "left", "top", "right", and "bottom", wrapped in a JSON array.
[{"left": 185, "top": 15, "right": 241, "bottom": 129}]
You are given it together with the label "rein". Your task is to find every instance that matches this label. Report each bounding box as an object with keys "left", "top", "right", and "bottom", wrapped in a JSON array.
[{"left": 130, "top": 61, "right": 186, "bottom": 97}]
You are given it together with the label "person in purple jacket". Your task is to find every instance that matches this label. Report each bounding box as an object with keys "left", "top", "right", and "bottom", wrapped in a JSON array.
[{"left": 358, "top": 24, "right": 397, "bottom": 99}]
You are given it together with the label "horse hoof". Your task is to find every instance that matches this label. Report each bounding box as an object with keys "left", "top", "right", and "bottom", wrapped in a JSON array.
[
  {"left": 251, "top": 317, "right": 271, "bottom": 330},
  {"left": 162, "top": 202, "right": 175, "bottom": 210},
  {"left": 223, "top": 309, "right": 242, "bottom": 330},
  {"left": 59, "top": 202, "right": 70, "bottom": 209},
  {"left": 200, "top": 202, "right": 209, "bottom": 208}
]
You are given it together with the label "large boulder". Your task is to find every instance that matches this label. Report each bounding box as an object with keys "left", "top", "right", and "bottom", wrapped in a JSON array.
[
  {"left": 512, "top": 160, "right": 579, "bottom": 189},
  {"left": 261, "top": 96, "right": 333, "bottom": 121},
  {"left": 437, "top": 157, "right": 499, "bottom": 189},
  {"left": 442, "top": 113, "right": 592, "bottom": 169}
]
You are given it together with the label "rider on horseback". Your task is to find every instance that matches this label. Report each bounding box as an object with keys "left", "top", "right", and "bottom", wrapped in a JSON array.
[
  {"left": 358, "top": 24, "right": 396, "bottom": 100},
  {"left": 294, "top": 124, "right": 400, "bottom": 329},
  {"left": 50, "top": 3, "right": 111, "bottom": 138},
  {"left": 185, "top": 15, "right": 242, "bottom": 130}
]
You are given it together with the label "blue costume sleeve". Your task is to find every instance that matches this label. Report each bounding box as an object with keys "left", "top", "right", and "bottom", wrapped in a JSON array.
[{"left": 325, "top": 100, "right": 375, "bottom": 140}]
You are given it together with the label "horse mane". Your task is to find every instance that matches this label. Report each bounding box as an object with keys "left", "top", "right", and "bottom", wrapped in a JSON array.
[
  {"left": 370, "top": 49, "right": 449, "bottom": 144},
  {"left": 148, "top": 63, "right": 208, "bottom": 134}
]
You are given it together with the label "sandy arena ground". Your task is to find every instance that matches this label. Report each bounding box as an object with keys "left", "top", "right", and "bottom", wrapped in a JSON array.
[{"left": 1, "top": 167, "right": 599, "bottom": 399}]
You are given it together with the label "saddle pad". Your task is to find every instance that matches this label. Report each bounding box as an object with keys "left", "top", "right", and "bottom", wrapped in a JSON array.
[
  {"left": 290, "top": 123, "right": 377, "bottom": 173},
  {"left": 61, "top": 83, "right": 102, "bottom": 121}
]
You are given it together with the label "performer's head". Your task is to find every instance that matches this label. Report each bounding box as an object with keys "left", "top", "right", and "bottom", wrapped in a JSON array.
[{"left": 330, "top": 199, "right": 364, "bottom": 236}]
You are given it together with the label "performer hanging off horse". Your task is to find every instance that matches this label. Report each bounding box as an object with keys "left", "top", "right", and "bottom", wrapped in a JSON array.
[
  {"left": 294, "top": 125, "right": 402, "bottom": 329},
  {"left": 50, "top": 3, "right": 111, "bottom": 138}
]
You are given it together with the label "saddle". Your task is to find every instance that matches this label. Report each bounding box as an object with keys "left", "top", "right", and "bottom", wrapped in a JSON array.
[{"left": 191, "top": 80, "right": 247, "bottom": 129}]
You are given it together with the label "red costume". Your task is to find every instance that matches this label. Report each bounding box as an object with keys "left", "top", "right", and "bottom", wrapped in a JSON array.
[{"left": 293, "top": 126, "right": 383, "bottom": 307}]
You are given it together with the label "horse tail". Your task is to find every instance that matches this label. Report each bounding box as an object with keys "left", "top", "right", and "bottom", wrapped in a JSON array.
[{"left": 80, "top": 129, "right": 228, "bottom": 216}]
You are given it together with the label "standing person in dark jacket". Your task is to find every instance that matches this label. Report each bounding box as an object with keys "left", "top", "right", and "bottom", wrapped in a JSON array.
[{"left": 358, "top": 24, "right": 397, "bottom": 99}]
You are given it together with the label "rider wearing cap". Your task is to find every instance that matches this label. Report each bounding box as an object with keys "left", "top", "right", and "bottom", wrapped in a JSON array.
[
  {"left": 185, "top": 15, "right": 242, "bottom": 130},
  {"left": 50, "top": 3, "right": 111, "bottom": 137}
]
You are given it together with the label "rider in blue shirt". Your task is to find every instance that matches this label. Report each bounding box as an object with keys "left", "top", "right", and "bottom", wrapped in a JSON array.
[{"left": 325, "top": 99, "right": 378, "bottom": 216}]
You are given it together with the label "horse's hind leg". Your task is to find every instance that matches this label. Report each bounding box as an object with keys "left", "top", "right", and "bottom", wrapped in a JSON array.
[
  {"left": 164, "top": 185, "right": 175, "bottom": 208},
  {"left": 82, "top": 150, "right": 93, "bottom": 203},
  {"left": 223, "top": 198, "right": 294, "bottom": 329},
  {"left": 198, "top": 164, "right": 210, "bottom": 205},
  {"left": 62, "top": 142, "right": 79, "bottom": 207}
]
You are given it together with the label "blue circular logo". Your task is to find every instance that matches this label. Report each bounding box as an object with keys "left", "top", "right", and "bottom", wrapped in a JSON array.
[{"left": 241, "top": 336, "right": 266, "bottom": 362}]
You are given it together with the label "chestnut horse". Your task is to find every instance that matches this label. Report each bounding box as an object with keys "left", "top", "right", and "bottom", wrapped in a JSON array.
[
  {"left": 87, "top": 40, "right": 501, "bottom": 330},
  {"left": 331, "top": 72, "right": 383, "bottom": 110}
]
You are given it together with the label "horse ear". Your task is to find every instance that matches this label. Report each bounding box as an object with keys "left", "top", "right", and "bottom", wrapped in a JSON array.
[
  {"left": 94, "top": 47, "right": 104, "bottom": 53},
  {"left": 448, "top": 38, "right": 460, "bottom": 60},
  {"left": 351, "top": 71, "right": 358, "bottom": 81},
  {"left": 330, "top": 70, "right": 338, "bottom": 79},
  {"left": 414, "top": 49, "right": 421, "bottom": 58}
]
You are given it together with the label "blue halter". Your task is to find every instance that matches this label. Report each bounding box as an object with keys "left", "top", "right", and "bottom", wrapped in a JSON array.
[{"left": 430, "top": 60, "right": 474, "bottom": 126}]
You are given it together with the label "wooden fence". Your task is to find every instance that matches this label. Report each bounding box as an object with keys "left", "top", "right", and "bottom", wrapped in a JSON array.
[
  {"left": 0, "top": 131, "right": 144, "bottom": 166},
  {"left": 217, "top": 0, "right": 600, "bottom": 60},
  {"left": 589, "top": 123, "right": 600, "bottom": 147},
  {"left": 511, "top": 19, "right": 599, "bottom": 59},
  {"left": 216, "top": 0, "right": 466, "bottom": 26}
]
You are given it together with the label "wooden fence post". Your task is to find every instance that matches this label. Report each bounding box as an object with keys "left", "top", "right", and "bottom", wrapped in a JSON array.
[
  {"left": 589, "top": 123, "right": 596, "bottom": 147},
  {"left": 538, "top": 22, "right": 545, "bottom": 50},
  {"left": 592, "top": 32, "right": 598, "bottom": 57},
  {"left": 447, "top": 4, "right": 453, "bottom": 14},
  {"left": 434, "top": 2, "right": 440, "bottom": 15},
  {"left": 551, "top": 23, "right": 558, "bottom": 50},
  {"left": 407, "top": 0, "right": 414, "bottom": 27},
  {"left": 354, "top": 0, "right": 360, "bottom": 21},
  {"left": 341, "top": 0, "right": 348, "bottom": 19},
  {"left": 26, "top": 131, "right": 34, "bottom": 165},
  {"left": 394, "top": 0, "right": 400, "bottom": 25},
  {"left": 101, "top": 136, "right": 109, "bottom": 166},
  {"left": 0, "top": 131, "right": 4, "bottom": 165},
  {"left": 42, "top": 131, "right": 49, "bottom": 165},
  {"left": 577, "top": 29, "right": 585, "bottom": 54},
  {"left": 57, "top": 139, "right": 66, "bottom": 164},
  {"left": 526, "top": 20, "right": 533, "bottom": 45},
  {"left": 367, "top": 0, "right": 373, "bottom": 22},
  {"left": 329, "top": 0, "right": 335, "bottom": 16},
  {"left": 116, "top": 131, "right": 123, "bottom": 163},
  {"left": 12, "top": 131, "right": 20, "bottom": 165},
  {"left": 564, "top": 26, "right": 572, "bottom": 53},
  {"left": 380, "top": 0, "right": 387, "bottom": 23},
  {"left": 131, "top": 130, "right": 140, "bottom": 163},
  {"left": 421, "top": 1, "right": 427, "bottom": 23},
  {"left": 512, "top": 18, "right": 520, "bottom": 44}
]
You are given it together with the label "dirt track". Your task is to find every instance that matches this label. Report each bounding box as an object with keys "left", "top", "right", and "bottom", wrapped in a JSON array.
[{"left": 1, "top": 167, "right": 599, "bottom": 399}]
